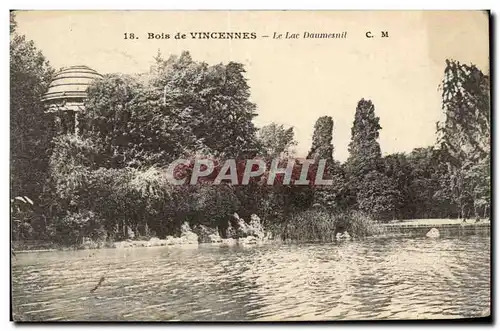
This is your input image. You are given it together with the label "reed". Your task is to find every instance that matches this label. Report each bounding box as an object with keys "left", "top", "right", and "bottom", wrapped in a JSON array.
[{"left": 268, "top": 209, "right": 382, "bottom": 242}]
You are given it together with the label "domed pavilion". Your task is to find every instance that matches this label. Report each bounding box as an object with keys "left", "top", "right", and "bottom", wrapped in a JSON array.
[{"left": 41, "top": 65, "right": 102, "bottom": 135}]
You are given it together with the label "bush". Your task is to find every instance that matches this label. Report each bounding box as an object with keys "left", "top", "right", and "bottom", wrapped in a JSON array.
[
  {"left": 273, "top": 209, "right": 337, "bottom": 242},
  {"left": 247, "top": 214, "right": 265, "bottom": 239},
  {"left": 226, "top": 222, "right": 237, "bottom": 239},
  {"left": 180, "top": 222, "right": 198, "bottom": 243},
  {"left": 47, "top": 210, "right": 106, "bottom": 247},
  {"left": 192, "top": 224, "right": 219, "bottom": 243},
  {"left": 11, "top": 196, "right": 35, "bottom": 241},
  {"left": 223, "top": 213, "right": 267, "bottom": 240},
  {"left": 346, "top": 210, "right": 384, "bottom": 238},
  {"left": 270, "top": 209, "right": 380, "bottom": 242}
]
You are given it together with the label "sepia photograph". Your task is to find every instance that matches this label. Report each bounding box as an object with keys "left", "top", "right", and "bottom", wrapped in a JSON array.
[{"left": 9, "top": 10, "right": 491, "bottom": 322}]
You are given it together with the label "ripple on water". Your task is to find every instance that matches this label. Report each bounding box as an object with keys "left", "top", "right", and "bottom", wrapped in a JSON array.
[{"left": 11, "top": 236, "right": 490, "bottom": 321}]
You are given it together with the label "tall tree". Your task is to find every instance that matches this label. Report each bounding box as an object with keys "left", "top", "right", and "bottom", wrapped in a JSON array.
[
  {"left": 305, "top": 116, "right": 348, "bottom": 211},
  {"left": 437, "top": 59, "right": 490, "bottom": 218},
  {"left": 307, "top": 116, "right": 334, "bottom": 162},
  {"left": 10, "top": 12, "right": 55, "bottom": 199},
  {"left": 345, "top": 99, "right": 399, "bottom": 219},
  {"left": 438, "top": 59, "right": 490, "bottom": 163},
  {"left": 346, "top": 99, "right": 383, "bottom": 178}
]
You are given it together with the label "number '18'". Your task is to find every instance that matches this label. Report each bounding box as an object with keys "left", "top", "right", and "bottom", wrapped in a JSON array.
[{"left": 124, "top": 33, "right": 137, "bottom": 40}]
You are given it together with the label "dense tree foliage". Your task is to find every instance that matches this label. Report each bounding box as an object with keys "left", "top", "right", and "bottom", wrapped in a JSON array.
[
  {"left": 344, "top": 99, "right": 398, "bottom": 220},
  {"left": 258, "top": 123, "right": 297, "bottom": 159},
  {"left": 307, "top": 116, "right": 334, "bottom": 162},
  {"left": 438, "top": 60, "right": 490, "bottom": 162},
  {"left": 10, "top": 17, "right": 490, "bottom": 246},
  {"left": 304, "top": 116, "right": 349, "bottom": 212},
  {"left": 10, "top": 13, "right": 54, "bottom": 199},
  {"left": 43, "top": 51, "right": 264, "bottom": 242},
  {"left": 437, "top": 59, "right": 490, "bottom": 218},
  {"left": 81, "top": 74, "right": 185, "bottom": 168},
  {"left": 148, "top": 51, "right": 261, "bottom": 159},
  {"left": 10, "top": 13, "right": 56, "bottom": 241},
  {"left": 346, "top": 99, "right": 383, "bottom": 178}
]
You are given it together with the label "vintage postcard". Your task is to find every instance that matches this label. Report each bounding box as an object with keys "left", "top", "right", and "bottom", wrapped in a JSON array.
[{"left": 10, "top": 10, "right": 491, "bottom": 322}]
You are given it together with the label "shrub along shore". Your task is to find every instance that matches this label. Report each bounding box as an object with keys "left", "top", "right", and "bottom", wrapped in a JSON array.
[
  {"left": 12, "top": 211, "right": 384, "bottom": 252},
  {"left": 11, "top": 216, "right": 491, "bottom": 253}
]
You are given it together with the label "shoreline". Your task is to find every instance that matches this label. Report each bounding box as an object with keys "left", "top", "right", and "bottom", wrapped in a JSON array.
[
  {"left": 12, "top": 220, "right": 490, "bottom": 254},
  {"left": 12, "top": 239, "right": 269, "bottom": 254}
]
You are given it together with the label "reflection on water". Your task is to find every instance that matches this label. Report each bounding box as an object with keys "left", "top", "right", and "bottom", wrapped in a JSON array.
[{"left": 12, "top": 236, "right": 490, "bottom": 321}]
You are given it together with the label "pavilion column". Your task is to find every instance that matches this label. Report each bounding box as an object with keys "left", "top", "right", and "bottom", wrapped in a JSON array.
[{"left": 74, "top": 112, "right": 79, "bottom": 136}]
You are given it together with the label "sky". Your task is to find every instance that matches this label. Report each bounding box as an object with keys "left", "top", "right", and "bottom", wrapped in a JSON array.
[{"left": 14, "top": 11, "right": 489, "bottom": 161}]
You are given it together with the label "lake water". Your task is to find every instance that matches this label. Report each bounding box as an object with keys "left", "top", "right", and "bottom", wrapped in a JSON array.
[{"left": 12, "top": 235, "right": 490, "bottom": 321}]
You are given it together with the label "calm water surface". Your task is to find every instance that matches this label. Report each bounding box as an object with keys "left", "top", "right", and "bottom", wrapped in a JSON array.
[{"left": 12, "top": 236, "right": 490, "bottom": 321}]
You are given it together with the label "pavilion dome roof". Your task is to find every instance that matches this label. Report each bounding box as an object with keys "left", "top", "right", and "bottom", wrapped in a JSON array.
[{"left": 41, "top": 65, "right": 102, "bottom": 102}]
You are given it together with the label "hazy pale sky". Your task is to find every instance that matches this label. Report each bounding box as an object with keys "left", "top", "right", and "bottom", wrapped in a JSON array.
[{"left": 14, "top": 11, "right": 489, "bottom": 161}]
